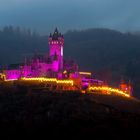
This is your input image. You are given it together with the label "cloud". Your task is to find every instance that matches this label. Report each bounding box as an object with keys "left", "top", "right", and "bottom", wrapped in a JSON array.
[{"left": 0, "top": 0, "right": 140, "bottom": 33}]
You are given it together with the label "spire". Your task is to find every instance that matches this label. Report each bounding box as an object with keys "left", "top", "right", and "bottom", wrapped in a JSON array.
[
  {"left": 54, "top": 27, "right": 58, "bottom": 33},
  {"left": 52, "top": 27, "right": 60, "bottom": 40},
  {"left": 53, "top": 27, "right": 59, "bottom": 36}
]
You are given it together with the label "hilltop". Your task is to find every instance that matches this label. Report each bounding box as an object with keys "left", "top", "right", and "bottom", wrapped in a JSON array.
[
  {"left": 0, "top": 27, "right": 140, "bottom": 97},
  {"left": 0, "top": 90, "right": 140, "bottom": 139}
]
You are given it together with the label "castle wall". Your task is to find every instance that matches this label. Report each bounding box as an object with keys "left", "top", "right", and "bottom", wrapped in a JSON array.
[
  {"left": 5, "top": 69, "right": 21, "bottom": 80},
  {"left": 50, "top": 43, "right": 61, "bottom": 57},
  {"left": 22, "top": 65, "right": 32, "bottom": 77},
  {"left": 52, "top": 60, "right": 59, "bottom": 72}
]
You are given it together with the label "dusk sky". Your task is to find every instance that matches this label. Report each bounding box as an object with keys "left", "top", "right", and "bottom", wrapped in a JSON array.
[{"left": 0, "top": 0, "right": 140, "bottom": 34}]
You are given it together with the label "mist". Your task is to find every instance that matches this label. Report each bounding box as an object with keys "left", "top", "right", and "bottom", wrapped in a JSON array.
[{"left": 0, "top": 0, "right": 140, "bottom": 34}]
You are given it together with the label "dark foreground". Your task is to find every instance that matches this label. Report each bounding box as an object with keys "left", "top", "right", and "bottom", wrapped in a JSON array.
[{"left": 0, "top": 90, "right": 140, "bottom": 139}]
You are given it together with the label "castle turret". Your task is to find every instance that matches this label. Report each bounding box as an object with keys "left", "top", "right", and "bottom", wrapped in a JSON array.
[{"left": 48, "top": 28, "right": 64, "bottom": 71}]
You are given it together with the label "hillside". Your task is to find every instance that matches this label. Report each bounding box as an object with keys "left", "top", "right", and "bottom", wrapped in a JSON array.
[
  {"left": 0, "top": 91, "right": 140, "bottom": 139},
  {"left": 0, "top": 27, "right": 140, "bottom": 97},
  {"left": 64, "top": 29, "right": 140, "bottom": 97},
  {"left": 64, "top": 29, "right": 140, "bottom": 85}
]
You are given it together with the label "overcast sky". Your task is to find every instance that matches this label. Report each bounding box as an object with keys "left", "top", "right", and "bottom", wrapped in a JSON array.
[{"left": 0, "top": 0, "right": 140, "bottom": 34}]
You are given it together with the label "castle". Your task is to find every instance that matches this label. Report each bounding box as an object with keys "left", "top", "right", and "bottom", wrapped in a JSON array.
[
  {"left": 0, "top": 28, "right": 132, "bottom": 97},
  {"left": 4, "top": 28, "right": 78, "bottom": 80}
]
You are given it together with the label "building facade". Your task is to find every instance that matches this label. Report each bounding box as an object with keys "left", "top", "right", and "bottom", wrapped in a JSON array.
[{"left": 4, "top": 28, "right": 78, "bottom": 80}]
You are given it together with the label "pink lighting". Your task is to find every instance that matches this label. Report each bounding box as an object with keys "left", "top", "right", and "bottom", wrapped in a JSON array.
[
  {"left": 6, "top": 70, "right": 21, "bottom": 80},
  {"left": 1, "top": 28, "right": 132, "bottom": 98}
]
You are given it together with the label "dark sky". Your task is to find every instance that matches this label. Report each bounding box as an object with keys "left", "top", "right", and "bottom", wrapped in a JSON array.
[{"left": 0, "top": 0, "right": 140, "bottom": 34}]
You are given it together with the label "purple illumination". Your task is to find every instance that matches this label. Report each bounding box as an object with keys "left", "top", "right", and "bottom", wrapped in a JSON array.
[
  {"left": 22, "top": 65, "right": 31, "bottom": 78},
  {"left": 70, "top": 72, "right": 79, "bottom": 78},
  {"left": 4, "top": 29, "right": 65, "bottom": 80},
  {"left": 53, "top": 61, "right": 59, "bottom": 72},
  {"left": 49, "top": 28, "right": 64, "bottom": 71},
  {"left": 2, "top": 28, "right": 133, "bottom": 98},
  {"left": 4, "top": 28, "right": 65, "bottom": 80},
  {"left": 6, "top": 70, "right": 21, "bottom": 80}
]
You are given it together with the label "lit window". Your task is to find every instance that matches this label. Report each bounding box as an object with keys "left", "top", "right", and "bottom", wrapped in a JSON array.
[{"left": 61, "top": 48, "right": 63, "bottom": 56}]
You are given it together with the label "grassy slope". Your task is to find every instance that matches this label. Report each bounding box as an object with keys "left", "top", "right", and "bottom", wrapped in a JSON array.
[{"left": 0, "top": 91, "right": 140, "bottom": 139}]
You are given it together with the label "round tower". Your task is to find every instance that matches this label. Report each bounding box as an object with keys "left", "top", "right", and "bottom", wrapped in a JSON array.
[{"left": 48, "top": 28, "right": 64, "bottom": 71}]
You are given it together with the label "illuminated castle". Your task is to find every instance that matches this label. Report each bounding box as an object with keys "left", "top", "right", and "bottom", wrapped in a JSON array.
[
  {"left": 4, "top": 28, "right": 78, "bottom": 80},
  {"left": 0, "top": 28, "right": 132, "bottom": 97}
]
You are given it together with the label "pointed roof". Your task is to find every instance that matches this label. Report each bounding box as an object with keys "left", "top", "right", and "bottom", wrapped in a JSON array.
[
  {"left": 54, "top": 27, "right": 58, "bottom": 33},
  {"left": 51, "top": 27, "right": 63, "bottom": 40}
]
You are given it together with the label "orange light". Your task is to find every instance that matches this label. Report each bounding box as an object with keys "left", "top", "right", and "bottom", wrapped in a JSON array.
[
  {"left": 81, "top": 90, "right": 86, "bottom": 94},
  {"left": 0, "top": 73, "right": 6, "bottom": 80},
  {"left": 21, "top": 77, "right": 74, "bottom": 86},
  {"left": 88, "top": 86, "right": 130, "bottom": 97},
  {"left": 79, "top": 72, "right": 91, "bottom": 75},
  {"left": 63, "top": 70, "right": 67, "bottom": 74},
  {"left": 5, "top": 79, "right": 17, "bottom": 82}
]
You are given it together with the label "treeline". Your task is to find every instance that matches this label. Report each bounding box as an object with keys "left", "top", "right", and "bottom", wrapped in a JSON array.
[
  {"left": 0, "top": 26, "right": 39, "bottom": 38},
  {"left": 0, "top": 26, "right": 48, "bottom": 65},
  {"left": 64, "top": 28, "right": 140, "bottom": 97}
]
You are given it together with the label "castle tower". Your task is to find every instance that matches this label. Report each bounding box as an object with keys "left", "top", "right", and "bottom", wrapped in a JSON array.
[{"left": 48, "top": 28, "right": 64, "bottom": 71}]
